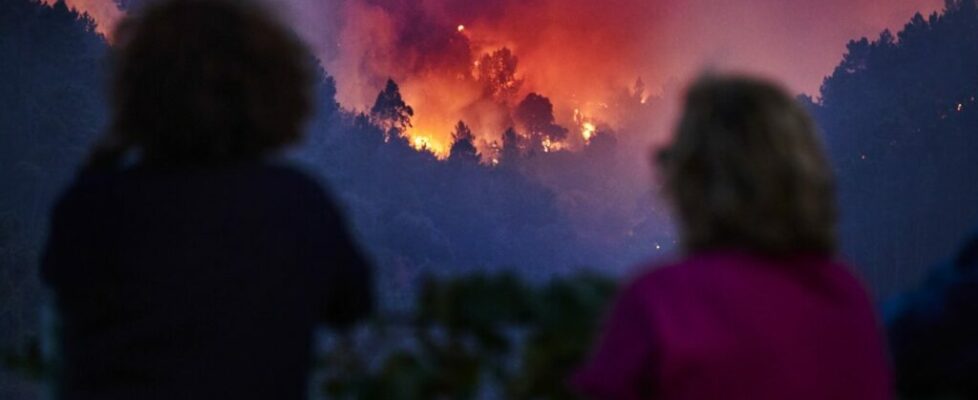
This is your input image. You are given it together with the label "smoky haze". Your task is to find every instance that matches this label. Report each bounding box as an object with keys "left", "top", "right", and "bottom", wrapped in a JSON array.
[
  {"left": 59, "top": 0, "right": 941, "bottom": 153},
  {"left": 29, "top": 0, "right": 964, "bottom": 297},
  {"left": 280, "top": 0, "right": 943, "bottom": 153}
]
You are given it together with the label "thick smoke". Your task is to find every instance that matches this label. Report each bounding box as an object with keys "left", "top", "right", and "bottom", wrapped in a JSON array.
[
  {"left": 275, "top": 0, "right": 943, "bottom": 155},
  {"left": 59, "top": 0, "right": 944, "bottom": 96},
  {"left": 43, "top": 0, "right": 947, "bottom": 286},
  {"left": 59, "top": 0, "right": 942, "bottom": 155}
]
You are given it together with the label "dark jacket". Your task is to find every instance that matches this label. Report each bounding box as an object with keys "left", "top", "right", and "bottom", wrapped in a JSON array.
[
  {"left": 41, "top": 162, "right": 373, "bottom": 399},
  {"left": 885, "top": 230, "right": 978, "bottom": 398}
]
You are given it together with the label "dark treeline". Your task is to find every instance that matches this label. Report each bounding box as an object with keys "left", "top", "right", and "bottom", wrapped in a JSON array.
[
  {"left": 0, "top": 1, "right": 107, "bottom": 395},
  {"left": 2, "top": 0, "right": 978, "bottom": 384},
  {"left": 0, "top": 0, "right": 107, "bottom": 367},
  {"left": 297, "top": 74, "right": 666, "bottom": 304},
  {"left": 806, "top": 0, "right": 978, "bottom": 296}
]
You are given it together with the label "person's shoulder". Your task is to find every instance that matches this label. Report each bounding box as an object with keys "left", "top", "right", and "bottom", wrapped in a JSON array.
[
  {"left": 52, "top": 169, "right": 124, "bottom": 214},
  {"left": 253, "top": 160, "right": 347, "bottom": 218},
  {"left": 812, "top": 256, "right": 873, "bottom": 295},
  {"left": 257, "top": 160, "right": 323, "bottom": 186},
  {"left": 632, "top": 251, "right": 722, "bottom": 283},
  {"left": 625, "top": 250, "right": 767, "bottom": 295},
  {"left": 622, "top": 255, "right": 693, "bottom": 299},
  {"left": 824, "top": 259, "right": 875, "bottom": 304},
  {"left": 253, "top": 160, "right": 333, "bottom": 197}
]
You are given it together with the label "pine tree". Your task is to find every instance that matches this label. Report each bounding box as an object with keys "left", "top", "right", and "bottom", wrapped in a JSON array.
[
  {"left": 449, "top": 120, "right": 479, "bottom": 163},
  {"left": 370, "top": 78, "right": 414, "bottom": 137}
]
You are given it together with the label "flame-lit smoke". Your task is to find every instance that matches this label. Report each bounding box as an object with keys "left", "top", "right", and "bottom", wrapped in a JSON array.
[
  {"left": 54, "top": 0, "right": 942, "bottom": 159},
  {"left": 297, "top": 0, "right": 672, "bottom": 159},
  {"left": 285, "top": 0, "right": 944, "bottom": 159}
]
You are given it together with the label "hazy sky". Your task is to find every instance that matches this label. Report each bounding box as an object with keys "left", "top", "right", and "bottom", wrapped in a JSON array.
[
  {"left": 48, "top": 0, "right": 944, "bottom": 156},
  {"left": 58, "top": 0, "right": 943, "bottom": 96}
]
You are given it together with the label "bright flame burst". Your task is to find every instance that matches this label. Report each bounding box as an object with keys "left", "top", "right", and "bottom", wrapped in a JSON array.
[
  {"left": 325, "top": 2, "right": 635, "bottom": 162},
  {"left": 410, "top": 133, "right": 449, "bottom": 155},
  {"left": 574, "top": 108, "right": 598, "bottom": 142},
  {"left": 581, "top": 122, "right": 597, "bottom": 141},
  {"left": 541, "top": 138, "right": 568, "bottom": 153}
]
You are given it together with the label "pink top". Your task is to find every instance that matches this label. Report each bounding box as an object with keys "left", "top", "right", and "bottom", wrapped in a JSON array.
[{"left": 571, "top": 250, "right": 892, "bottom": 400}]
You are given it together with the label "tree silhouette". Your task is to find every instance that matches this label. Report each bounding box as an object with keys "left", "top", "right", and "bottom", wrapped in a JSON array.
[
  {"left": 515, "top": 93, "right": 568, "bottom": 150},
  {"left": 449, "top": 121, "right": 479, "bottom": 163},
  {"left": 499, "top": 127, "right": 522, "bottom": 163},
  {"left": 370, "top": 78, "right": 414, "bottom": 137},
  {"left": 0, "top": 1, "right": 108, "bottom": 397},
  {"left": 814, "top": 0, "right": 978, "bottom": 300}
]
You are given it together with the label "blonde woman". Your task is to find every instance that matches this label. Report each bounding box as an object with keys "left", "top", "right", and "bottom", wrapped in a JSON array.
[{"left": 572, "top": 76, "right": 891, "bottom": 400}]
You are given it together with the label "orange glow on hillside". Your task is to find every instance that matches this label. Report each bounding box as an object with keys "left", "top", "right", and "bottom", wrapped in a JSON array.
[{"left": 51, "top": 0, "right": 945, "bottom": 161}]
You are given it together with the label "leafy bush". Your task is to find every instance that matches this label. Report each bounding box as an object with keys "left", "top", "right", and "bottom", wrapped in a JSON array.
[{"left": 321, "top": 272, "right": 617, "bottom": 399}]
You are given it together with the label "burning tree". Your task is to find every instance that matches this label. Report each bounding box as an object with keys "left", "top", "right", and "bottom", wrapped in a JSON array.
[
  {"left": 515, "top": 93, "right": 569, "bottom": 151},
  {"left": 477, "top": 48, "right": 523, "bottom": 100}
]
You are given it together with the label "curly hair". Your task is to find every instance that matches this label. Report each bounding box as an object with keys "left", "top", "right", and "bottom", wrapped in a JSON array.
[
  {"left": 657, "top": 75, "right": 838, "bottom": 256},
  {"left": 89, "top": 0, "right": 314, "bottom": 168}
]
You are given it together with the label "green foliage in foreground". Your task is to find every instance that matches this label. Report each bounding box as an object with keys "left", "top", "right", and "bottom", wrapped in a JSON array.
[
  {"left": 320, "top": 272, "right": 618, "bottom": 399},
  {"left": 5, "top": 270, "right": 977, "bottom": 400},
  {"left": 1, "top": 273, "right": 618, "bottom": 399}
]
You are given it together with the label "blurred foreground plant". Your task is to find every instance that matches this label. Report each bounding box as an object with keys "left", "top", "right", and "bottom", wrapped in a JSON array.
[
  {"left": 2, "top": 272, "right": 618, "bottom": 399},
  {"left": 320, "top": 272, "right": 618, "bottom": 399}
]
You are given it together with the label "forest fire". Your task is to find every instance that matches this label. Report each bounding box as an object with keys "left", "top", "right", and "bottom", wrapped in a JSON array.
[
  {"left": 9, "top": 1, "right": 978, "bottom": 398},
  {"left": 312, "top": 0, "right": 668, "bottom": 161},
  {"left": 411, "top": 134, "right": 448, "bottom": 156},
  {"left": 305, "top": 0, "right": 942, "bottom": 161},
  {"left": 49, "top": 0, "right": 944, "bottom": 162}
]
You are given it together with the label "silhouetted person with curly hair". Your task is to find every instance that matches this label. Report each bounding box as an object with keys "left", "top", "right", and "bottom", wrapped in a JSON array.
[{"left": 40, "top": 1, "right": 373, "bottom": 398}]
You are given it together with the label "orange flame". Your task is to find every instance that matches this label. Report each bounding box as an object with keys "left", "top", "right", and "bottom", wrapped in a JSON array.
[{"left": 51, "top": 0, "right": 944, "bottom": 162}]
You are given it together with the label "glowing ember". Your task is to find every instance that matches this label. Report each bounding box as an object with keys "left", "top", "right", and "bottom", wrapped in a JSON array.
[
  {"left": 541, "top": 138, "right": 553, "bottom": 152},
  {"left": 541, "top": 138, "right": 567, "bottom": 153},
  {"left": 457, "top": 24, "right": 465, "bottom": 32}
]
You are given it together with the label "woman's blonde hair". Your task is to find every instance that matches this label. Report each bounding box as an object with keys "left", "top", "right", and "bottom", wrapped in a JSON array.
[{"left": 658, "top": 75, "right": 837, "bottom": 256}]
